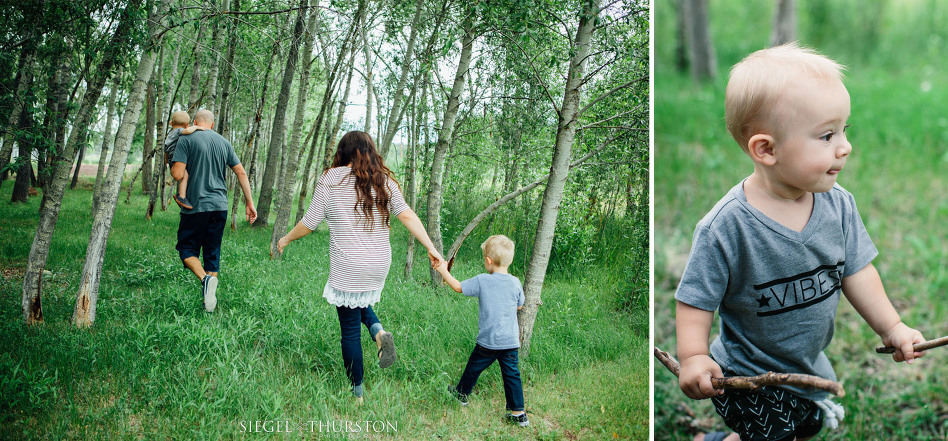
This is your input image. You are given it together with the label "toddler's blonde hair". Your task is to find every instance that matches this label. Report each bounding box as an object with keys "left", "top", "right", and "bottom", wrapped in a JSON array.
[
  {"left": 481, "top": 235, "right": 515, "bottom": 267},
  {"left": 725, "top": 42, "right": 845, "bottom": 149},
  {"left": 170, "top": 110, "right": 190, "bottom": 128}
]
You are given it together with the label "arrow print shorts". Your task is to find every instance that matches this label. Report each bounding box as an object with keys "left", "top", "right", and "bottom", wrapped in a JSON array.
[{"left": 710, "top": 384, "right": 823, "bottom": 441}]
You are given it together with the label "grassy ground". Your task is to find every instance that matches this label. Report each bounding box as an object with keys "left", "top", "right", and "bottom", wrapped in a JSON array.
[
  {"left": 653, "top": 44, "right": 948, "bottom": 441},
  {"left": 0, "top": 181, "right": 647, "bottom": 440}
]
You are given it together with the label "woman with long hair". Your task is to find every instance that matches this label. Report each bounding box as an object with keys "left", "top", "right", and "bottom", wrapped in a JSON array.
[{"left": 277, "top": 131, "right": 443, "bottom": 401}]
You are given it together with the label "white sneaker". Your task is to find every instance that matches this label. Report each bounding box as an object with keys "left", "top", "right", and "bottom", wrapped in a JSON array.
[{"left": 202, "top": 275, "right": 218, "bottom": 312}]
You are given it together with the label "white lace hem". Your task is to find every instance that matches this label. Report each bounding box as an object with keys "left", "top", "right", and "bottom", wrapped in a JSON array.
[{"left": 323, "top": 282, "right": 383, "bottom": 308}]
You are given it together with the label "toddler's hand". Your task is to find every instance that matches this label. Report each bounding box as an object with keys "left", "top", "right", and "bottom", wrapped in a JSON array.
[
  {"left": 881, "top": 322, "right": 926, "bottom": 364},
  {"left": 678, "top": 354, "right": 724, "bottom": 400},
  {"left": 277, "top": 236, "right": 290, "bottom": 254}
]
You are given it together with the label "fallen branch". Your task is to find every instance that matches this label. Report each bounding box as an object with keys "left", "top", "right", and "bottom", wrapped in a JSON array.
[
  {"left": 876, "top": 335, "right": 948, "bottom": 354},
  {"left": 654, "top": 347, "right": 845, "bottom": 397}
]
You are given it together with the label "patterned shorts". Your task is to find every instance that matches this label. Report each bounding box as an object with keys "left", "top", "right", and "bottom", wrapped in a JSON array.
[{"left": 710, "top": 385, "right": 823, "bottom": 441}]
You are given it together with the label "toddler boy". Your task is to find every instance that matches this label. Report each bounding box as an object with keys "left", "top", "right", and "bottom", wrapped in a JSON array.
[
  {"left": 435, "top": 234, "right": 528, "bottom": 427},
  {"left": 675, "top": 43, "right": 926, "bottom": 441},
  {"left": 164, "top": 110, "right": 204, "bottom": 210}
]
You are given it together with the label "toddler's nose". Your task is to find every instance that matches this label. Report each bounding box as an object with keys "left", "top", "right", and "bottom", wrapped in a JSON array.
[{"left": 837, "top": 138, "right": 852, "bottom": 158}]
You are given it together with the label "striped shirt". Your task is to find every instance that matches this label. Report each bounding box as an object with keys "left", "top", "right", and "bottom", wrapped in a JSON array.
[{"left": 301, "top": 166, "right": 409, "bottom": 294}]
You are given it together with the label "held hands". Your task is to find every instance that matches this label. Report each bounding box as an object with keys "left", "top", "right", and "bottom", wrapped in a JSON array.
[
  {"left": 678, "top": 354, "right": 725, "bottom": 400},
  {"left": 427, "top": 249, "right": 444, "bottom": 269},
  {"left": 881, "top": 322, "right": 926, "bottom": 363}
]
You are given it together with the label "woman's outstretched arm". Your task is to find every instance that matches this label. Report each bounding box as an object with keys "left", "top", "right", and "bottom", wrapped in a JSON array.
[
  {"left": 278, "top": 222, "right": 314, "bottom": 253},
  {"left": 396, "top": 208, "right": 444, "bottom": 267}
]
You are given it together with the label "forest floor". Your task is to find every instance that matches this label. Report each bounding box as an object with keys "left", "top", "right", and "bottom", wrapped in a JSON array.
[{"left": 0, "top": 180, "right": 647, "bottom": 440}]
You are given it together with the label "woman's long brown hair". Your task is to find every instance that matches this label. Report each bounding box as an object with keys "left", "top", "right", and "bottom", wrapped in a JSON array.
[{"left": 331, "top": 131, "right": 398, "bottom": 227}]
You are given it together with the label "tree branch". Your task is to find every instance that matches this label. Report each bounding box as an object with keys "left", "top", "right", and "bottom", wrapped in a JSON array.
[
  {"left": 500, "top": 30, "right": 561, "bottom": 115},
  {"left": 444, "top": 129, "right": 627, "bottom": 266},
  {"left": 654, "top": 347, "right": 845, "bottom": 397},
  {"left": 577, "top": 75, "right": 647, "bottom": 117},
  {"left": 579, "top": 107, "right": 642, "bottom": 130},
  {"left": 876, "top": 335, "right": 948, "bottom": 354}
]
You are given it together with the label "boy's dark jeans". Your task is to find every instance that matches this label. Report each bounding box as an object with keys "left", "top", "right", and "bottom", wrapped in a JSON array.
[
  {"left": 335, "top": 305, "right": 382, "bottom": 387},
  {"left": 456, "top": 344, "right": 525, "bottom": 411}
]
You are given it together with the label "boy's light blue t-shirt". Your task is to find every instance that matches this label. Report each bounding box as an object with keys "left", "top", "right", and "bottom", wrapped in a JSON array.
[
  {"left": 460, "top": 273, "right": 525, "bottom": 350},
  {"left": 675, "top": 181, "right": 877, "bottom": 400}
]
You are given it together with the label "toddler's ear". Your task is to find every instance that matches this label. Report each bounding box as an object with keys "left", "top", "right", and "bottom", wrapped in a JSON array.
[{"left": 747, "top": 133, "right": 777, "bottom": 166}]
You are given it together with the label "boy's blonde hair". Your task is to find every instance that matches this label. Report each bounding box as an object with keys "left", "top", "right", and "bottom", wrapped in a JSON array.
[
  {"left": 481, "top": 235, "right": 515, "bottom": 267},
  {"left": 171, "top": 110, "right": 190, "bottom": 128},
  {"left": 725, "top": 42, "right": 846, "bottom": 149}
]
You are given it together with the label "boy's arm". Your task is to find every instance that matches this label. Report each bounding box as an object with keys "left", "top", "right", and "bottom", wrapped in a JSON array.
[
  {"left": 434, "top": 262, "right": 463, "bottom": 293},
  {"left": 676, "top": 301, "right": 724, "bottom": 399},
  {"left": 181, "top": 125, "right": 207, "bottom": 135},
  {"left": 842, "top": 263, "right": 925, "bottom": 363}
]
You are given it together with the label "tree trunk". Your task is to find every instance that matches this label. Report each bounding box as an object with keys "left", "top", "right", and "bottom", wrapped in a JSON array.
[
  {"left": 231, "top": 18, "right": 280, "bottom": 229},
  {"left": 216, "top": 0, "right": 239, "bottom": 135},
  {"left": 93, "top": 72, "right": 122, "bottom": 212},
  {"left": 377, "top": 0, "right": 424, "bottom": 159},
  {"left": 22, "top": 3, "right": 136, "bottom": 325},
  {"left": 675, "top": 0, "right": 689, "bottom": 73},
  {"left": 12, "top": 87, "right": 36, "bottom": 203},
  {"left": 320, "top": 46, "right": 357, "bottom": 170},
  {"left": 770, "top": 0, "right": 796, "bottom": 47},
  {"left": 205, "top": 0, "right": 224, "bottom": 114},
  {"left": 0, "top": 46, "right": 35, "bottom": 186},
  {"left": 404, "top": 79, "right": 423, "bottom": 278},
  {"left": 426, "top": 11, "right": 475, "bottom": 283},
  {"left": 187, "top": 22, "right": 204, "bottom": 116},
  {"left": 252, "top": 0, "right": 308, "bottom": 227},
  {"left": 270, "top": 2, "right": 321, "bottom": 258},
  {"left": 293, "top": 16, "right": 360, "bottom": 224},
  {"left": 362, "top": 22, "right": 374, "bottom": 134},
  {"left": 140, "top": 74, "right": 156, "bottom": 194},
  {"left": 38, "top": 47, "right": 63, "bottom": 192},
  {"left": 73, "top": 0, "right": 166, "bottom": 327},
  {"left": 147, "top": 39, "right": 166, "bottom": 218},
  {"left": 518, "top": 0, "right": 599, "bottom": 355},
  {"left": 683, "top": 0, "right": 716, "bottom": 81}
]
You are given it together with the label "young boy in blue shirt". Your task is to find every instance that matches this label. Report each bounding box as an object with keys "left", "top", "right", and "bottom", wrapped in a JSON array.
[
  {"left": 435, "top": 234, "right": 528, "bottom": 427},
  {"left": 675, "top": 43, "right": 927, "bottom": 441}
]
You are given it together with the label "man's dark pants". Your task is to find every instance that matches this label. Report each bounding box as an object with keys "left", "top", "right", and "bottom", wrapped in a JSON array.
[{"left": 176, "top": 211, "right": 228, "bottom": 272}]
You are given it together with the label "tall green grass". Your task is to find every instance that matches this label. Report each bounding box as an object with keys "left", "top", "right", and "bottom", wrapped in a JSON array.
[
  {"left": 654, "top": 1, "right": 948, "bottom": 438},
  {"left": 0, "top": 179, "right": 646, "bottom": 439}
]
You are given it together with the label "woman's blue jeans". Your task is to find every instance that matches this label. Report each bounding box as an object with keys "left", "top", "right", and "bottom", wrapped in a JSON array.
[{"left": 335, "top": 305, "right": 383, "bottom": 387}]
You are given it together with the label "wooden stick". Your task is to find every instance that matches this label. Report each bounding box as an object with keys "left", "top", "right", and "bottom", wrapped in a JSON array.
[
  {"left": 876, "top": 335, "right": 948, "bottom": 354},
  {"left": 654, "top": 347, "right": 845, "bottom": 397}
]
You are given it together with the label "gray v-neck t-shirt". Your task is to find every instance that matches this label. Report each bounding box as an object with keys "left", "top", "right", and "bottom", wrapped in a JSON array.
[{"left": 675, "top": 181, "right": 877, "bottom": 400}]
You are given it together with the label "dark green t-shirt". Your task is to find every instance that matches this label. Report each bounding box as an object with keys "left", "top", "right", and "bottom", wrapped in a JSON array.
[{"left": 171, "top": 129, "right": 239, "bottom": 214}]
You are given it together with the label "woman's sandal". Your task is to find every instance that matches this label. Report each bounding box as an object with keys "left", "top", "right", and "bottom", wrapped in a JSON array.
[{"left": 377, "top": 331, "right": 397, "bottom": 368}]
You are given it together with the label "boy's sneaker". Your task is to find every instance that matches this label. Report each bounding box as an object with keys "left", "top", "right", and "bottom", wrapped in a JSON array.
[
  {"left": 174, "top": 195, "right": 194, "bottom": 210},
  {"left": 504, "top": 413, "right": 529, "bottom": 427},
  {"left": 451, "top": 387, "right": 468, "bottom": 406},
  {"left": 202, "top": 275, "right": 218, "bottom": 312}
]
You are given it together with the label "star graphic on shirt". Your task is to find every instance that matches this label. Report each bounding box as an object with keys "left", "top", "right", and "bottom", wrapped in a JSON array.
[{"left": 756, "top": 294, "right": 771, "bottom": 308}]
